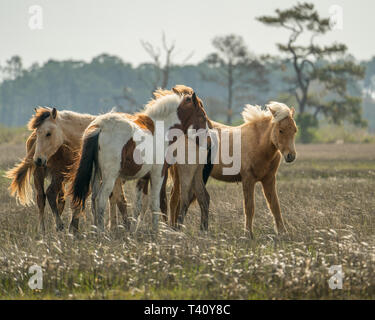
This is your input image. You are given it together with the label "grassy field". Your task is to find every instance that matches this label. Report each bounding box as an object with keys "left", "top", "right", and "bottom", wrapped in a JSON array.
[{"left": 0, "top": 142, "right": 374, "bottom": 299}]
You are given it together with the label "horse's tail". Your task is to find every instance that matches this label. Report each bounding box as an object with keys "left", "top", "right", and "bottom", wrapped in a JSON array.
[
  {"left": 69, "top": 125, "right": 101, "bottom": 209},
  {"left": 4, "top": 133, "right": 36, "bottom": 206}
]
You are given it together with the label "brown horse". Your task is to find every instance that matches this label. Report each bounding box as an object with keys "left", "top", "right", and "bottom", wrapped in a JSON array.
[
  {"left": 132, "top": 85, "right": 213, "bottom": 231},
  {"left": 69, "top": 90, "right": 210, "bottom": 231},
  {"left": 5, "top": 107, "right": 127, "bottom": 233},
  {"left": 170, "top": 102, "right": 297, "bottom": 238},
  {"left": 168, "top": 138, "right": 212, "bottom": 231}
]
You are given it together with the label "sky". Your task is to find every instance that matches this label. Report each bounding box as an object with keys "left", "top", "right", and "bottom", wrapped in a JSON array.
[{"left": 0, "top": 0, "right": 374, "bottom": 68}]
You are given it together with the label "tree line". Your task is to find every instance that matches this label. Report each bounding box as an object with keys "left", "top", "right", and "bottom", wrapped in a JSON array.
[{"left": 0, "top": 3, "right": 374, "bottom": 142}]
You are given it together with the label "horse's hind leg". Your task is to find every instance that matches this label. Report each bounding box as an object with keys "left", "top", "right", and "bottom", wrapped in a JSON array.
[
  {"left": 34, "top": 167, "right": 46, "bottom": 234},
  {"left": 46, "top": 174, "right": 65, "bottom": 231},
  {"left": 94, "top": 164, "right": 119, "bottom": 232},
  {"left": 113, "top": 179, "right": 129, "bottom": 230},
  {"left": 63, "top": 185, "right": 82, "bottom": 235},
  {"left": 108, "top": 192, "right": 117, "bottom": 231},
  {"left": 91, "top": 170, "right": 101, "bottom": 226}
]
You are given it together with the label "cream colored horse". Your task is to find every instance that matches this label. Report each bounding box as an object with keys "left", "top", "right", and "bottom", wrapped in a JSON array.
[{"left": 6, "top": 107, "right": 127, "bottom": 233}]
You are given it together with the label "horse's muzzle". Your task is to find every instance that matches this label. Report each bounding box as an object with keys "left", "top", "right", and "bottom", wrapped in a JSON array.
[
  {"left": 34, "top": 157, "right": 47, "bottom": 167},
  {"left": 285, "top": 153, "right": 296, "bottom": 163}
]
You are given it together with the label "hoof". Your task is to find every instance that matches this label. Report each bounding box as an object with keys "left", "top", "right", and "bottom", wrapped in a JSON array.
[
  {"left": 122, "top": 219, "right": 131, "bottom": 231},
  {"left": 56, "top": 223, "right": 65, "bottom": 232},
  {"left": 200, "top": 224, "right": 208, "bottom": 232},
  {"left": 244, "top": 229, "right": 255, "bottom": 240},
  {"left": 69, "top": 225, "right": 79, "bottom": 235}
]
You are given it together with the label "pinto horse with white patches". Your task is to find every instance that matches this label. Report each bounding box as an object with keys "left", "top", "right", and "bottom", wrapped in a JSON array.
[{"left": 69, "top": 91, "right": 210, "bottom": 231}]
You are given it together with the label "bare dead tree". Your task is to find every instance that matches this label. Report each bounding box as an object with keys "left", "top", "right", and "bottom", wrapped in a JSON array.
[{"left": 120, "top": 32, "right": 193, "bottom": 109}]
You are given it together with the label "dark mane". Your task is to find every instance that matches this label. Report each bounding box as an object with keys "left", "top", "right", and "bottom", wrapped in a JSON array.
[{"left": 27, "top": 107, "right": 52, "bottom": 130}]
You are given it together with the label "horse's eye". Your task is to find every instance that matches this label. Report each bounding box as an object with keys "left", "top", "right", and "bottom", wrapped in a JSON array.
[
  {"left": 46, "top": 132, "right": 51, "bottom": 137},
  {"left": 279, "top": 130, "right": 283, "bottom": 134}
]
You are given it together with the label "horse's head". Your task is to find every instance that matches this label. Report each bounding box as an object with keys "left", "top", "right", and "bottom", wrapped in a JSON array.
[
  {"left": 175, "top": 90, "right": 212, "bottom": 147},
  {"left": 268, "top": 102, "right": 297, "bottom": 163},
  {"left": 29, "top": 107, "right": 64, "bottom": 167}
]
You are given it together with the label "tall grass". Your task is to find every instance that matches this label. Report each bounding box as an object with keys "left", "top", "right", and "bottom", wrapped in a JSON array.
[{"left": 0, "top": 144, "right": 374, "bottom": 299}]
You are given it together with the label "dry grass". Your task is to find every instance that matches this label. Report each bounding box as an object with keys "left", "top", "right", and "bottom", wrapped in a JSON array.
[{"left": 0, "top": 143, "right": 374, "bottom": 299}]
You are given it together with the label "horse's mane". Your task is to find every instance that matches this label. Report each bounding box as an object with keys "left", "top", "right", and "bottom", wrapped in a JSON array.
[
  {"left": 142, "top": 94, "right": 183, "bottom": 120},
  {"left": 142, "top": 86, "right": 192, "bottom": 119},
  {"left": 28, "top": 107, "right": 96, "bottom": 131},
  {"left": 147, "top": 85, "right": 194, "bottom": 107},
  {"left": 28, "top": 107, "right": 52, "bottom": 130},
  {"left": 242, "top": 101, "right": 291, "bottom": 124}
]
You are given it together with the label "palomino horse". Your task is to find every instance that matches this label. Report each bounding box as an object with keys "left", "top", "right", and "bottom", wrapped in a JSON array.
[
  {"left": 5, "top": 107, "right": 127, "bottom": 233},
  {"left": 69, "top": 91, "right": 210, "bottom": 231},
  {"left": 170, "top": 102, "right": 297, "bottom": 238}
]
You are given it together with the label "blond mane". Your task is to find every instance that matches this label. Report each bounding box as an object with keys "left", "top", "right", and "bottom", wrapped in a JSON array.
[
  {"left": 141, "top": 85, "right": 194, "bottom": 120},
  {"left": 142, "top": 93, "right": 183, "bottom": 120},
  {"left": 146, "top": 85, "right": 194, "bottom": 107},
  {"left": 242, "top": 101, "right": 292, "bottom": 124}
]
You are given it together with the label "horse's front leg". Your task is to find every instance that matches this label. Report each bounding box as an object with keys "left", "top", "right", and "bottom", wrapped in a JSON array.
[
  {"left": 176, "top": 166, "right": 195, "bottom": 229},
  {"left": 57, "top": 184, "right": 66, "bottom": 216},
  {"left": 241, "top": 174, "right": 256, "bottom": 239},
  {"left": 46, "top": 174, "right": 65, "bottom": 231},
  {"left": 261, "top": 173, "right": 287, "bottom": 235},
  {"left": 169, "top": 178, "right": 180, "bottom": 228},
  {"left": 34, "top": 167, "right": 46, "bottom": 234},
  {"left": 159, "top": 172, "right": 168, "bottom": 222},
  {"left": 193, "top": 167, "right": 210, "bottom": 231},
  {"left": 69, "top": 206, "right": 82, "bottom": 235},
  {"left": 134, "top": 176, "right": 149, "bottom": 221}
]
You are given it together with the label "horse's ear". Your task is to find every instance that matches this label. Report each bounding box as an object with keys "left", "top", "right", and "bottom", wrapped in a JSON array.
[
  {"left": 34, "top": 107, "right": 38, "bottom": 113},
  {"left": 291, "top": 107, "right": 295, "bottom": 118},
  {"left": 51, "top": 107, "right": 57, "bottom": 119},
  {"left": 268, "top": 105, "right": 277, "bottom": 117},
  {"left": 192, "top": 92, "right": 199, "bottom": 108},
  {"left": 172, "top": 87, "right": 179, "bottom": 95}
]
